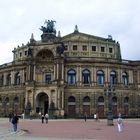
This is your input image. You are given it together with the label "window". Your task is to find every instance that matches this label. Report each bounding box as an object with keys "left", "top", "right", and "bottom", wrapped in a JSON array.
[
  {"left": 64, "top": 45, "right": 68, "bottom": 51},
  {"left": 67, "top": 69, "right": 76, "bottom": 85},
  {"left": 97, "top": 70, "right": 104, "bottom": 85},
  {"left": 82, "top": 45, "right": 87, "bottom": 51},
  {"left": 82, "top": 69, "right": 90, "bottom": 84},
  {"left": 25, "top": 51, "right": 27, "bottom": 55},
  {"left": 0, "top": 75, "right": 4, "bottom": 86},
  {"left": 110, "top": 71, "right": 117, "bottom": 85},
  {"left": 15, "top": 72, "right": 20, "bottom": 85},
  {"left": 73, "top": 45, "right": 77, "bottom": 51},
  {"left": 122, "top": 72, "right": 128, "bottom": 86},
  {"left": 83, "top": 96, "right": 90, "bottom": 102},
  {"left": 68, "top": 96, "right": 76, "bottom": 102},
  {"left": 92, "top": 46, "right": 96, "bottom": 51},
  {"left": 45, "top": 74, "right": 51, "bottom": 84},
  {"left": 20, "top": 52, "right": 22, "bottom": 57},
  {"left": 109, "top": 48, "right": 113, "bottom": 53},
  {"left": 6, "top": 74, "right": 11, "bottom": 85},
  {"left": 101, "top": 47, "right": 105, "bottom": 52}
]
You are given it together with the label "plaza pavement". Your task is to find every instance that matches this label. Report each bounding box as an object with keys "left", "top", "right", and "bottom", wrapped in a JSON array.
[{"left": 0, "top": 118, "right": 140, "bottom": 140}]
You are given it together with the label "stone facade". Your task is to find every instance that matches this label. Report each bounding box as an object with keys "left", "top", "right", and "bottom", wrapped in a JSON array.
[{"left": 0, "top": 23, "right": 140, "bottom": 118}]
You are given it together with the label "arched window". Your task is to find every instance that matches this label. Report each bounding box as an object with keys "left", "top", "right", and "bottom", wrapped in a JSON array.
[
  {"left": 82, "top": 69, "right": 90, "bottom": 84},
  {"left": 124, "top": 97, "right": 129, "bottom": 104},
  {"left": 14, "top": 97, "right": 19, "bottom": 103},
  {"left": 110, "top": 71, "right": 117, "bottom": 85},
  {"left": 0, "top": 97, "right": 2, "bottom": 104},
  {"left": 97, "top": 70, "right": 104, "bottom": 85},
  {"left": 112, "top": 97, "right": 117, "bottom": 103},
  {"left": 4, "top": 97, "right": 9, "bottom": 105},
  {"left": 68, "top": 96, "right": 76, "bottom": 102},
  {"left": 67, "top": 69, "right": 76, "bottom": 85},
  {"left": 83, "top": 96, "right": 90, "bottom": 102},
  {"left": 6, "top": 74, "right": 11, "bottom": 85},
  {"left": 98, "top": 96, "right": 104, "bottom": 103},
  {"left": 0, "top": 74, "right": 4, "bottom": 86},
  {"left": 15, "top": 72, "right": 20, "bottom": 85},
  {"left": 122, "top": 72, "right": 128, "bottom": 86}
]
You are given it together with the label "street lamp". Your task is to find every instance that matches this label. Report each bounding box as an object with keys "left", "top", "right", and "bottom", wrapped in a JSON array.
[{"left": 105, "top": 84, "right": 114, "bottom": 125}]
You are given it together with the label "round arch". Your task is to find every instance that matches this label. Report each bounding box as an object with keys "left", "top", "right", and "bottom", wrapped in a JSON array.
[{"left": 36, "top": 92, "right": 49, "bottom": 115}]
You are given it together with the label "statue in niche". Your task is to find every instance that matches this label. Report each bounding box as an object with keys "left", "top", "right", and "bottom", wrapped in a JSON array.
[{"left": 57, "top": 42, "right": 65, "bottom": 56}]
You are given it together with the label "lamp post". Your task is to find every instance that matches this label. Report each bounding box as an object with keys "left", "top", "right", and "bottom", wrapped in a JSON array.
[{"left": 105, "top": 84, "right": 114, "bottom": 125}]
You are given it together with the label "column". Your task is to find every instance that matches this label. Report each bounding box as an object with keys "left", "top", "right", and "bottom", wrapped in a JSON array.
[
  {"left": 79, "top": 66, "right": 81, "bottom": 86},
  {"left": 62, "top": 63, "right": 64, "bottom": 80}
]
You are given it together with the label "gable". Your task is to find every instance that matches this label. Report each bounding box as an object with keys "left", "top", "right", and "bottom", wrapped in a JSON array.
[{"left": 62, "top": 32, "right": 106, "bottom": 42}]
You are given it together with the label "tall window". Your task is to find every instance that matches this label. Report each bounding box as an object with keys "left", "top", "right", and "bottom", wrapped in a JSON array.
[
  {"left": 73, "top": 45, "right": 77, "bottom": 51},
  {"left": 6, "top": 74, "right": 11, "bottom": 85},
  {"left": 67, "top": 69, "right": 76, "bottom": 85},
  {"left": 82, "top": 69, "right": 90, "bottom": 84},
  {"left": 92, "top": 46, "right": 96, "bottom": 51},
  {"left": 122, "top": 72, "right": 128, "bottom": 86},
  {"left": 45, "top": 74, "right": 51, "bottom": 84},
  {"left": 82, "top": 45, "right": 87, "bottom": 51},
  {"left": 97, "top": 70, "right": 104, "bottom": 85},
  {"left": 15, "top": 72, "right": 20, "bottom": 85},
  {"left": 110, "top": 71, "right": 117, "bottom": 85}
]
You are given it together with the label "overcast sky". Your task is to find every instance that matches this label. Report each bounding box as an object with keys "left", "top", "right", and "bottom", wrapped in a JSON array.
[{"left": 0, "top": 0, "right": 140, "bottom": 64}]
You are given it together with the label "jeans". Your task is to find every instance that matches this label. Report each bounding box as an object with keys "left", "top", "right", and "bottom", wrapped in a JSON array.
[{"left": 13, "top": 123, "right": 17, "bottom": 132}]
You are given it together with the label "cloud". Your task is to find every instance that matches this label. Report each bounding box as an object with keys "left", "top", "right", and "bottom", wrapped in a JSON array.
[{"left": 0, "top": 0, "right": 140, "bottom": 64}]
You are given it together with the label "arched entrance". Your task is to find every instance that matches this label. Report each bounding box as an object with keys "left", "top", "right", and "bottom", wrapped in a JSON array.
[{"left": 36, "top": 92, "right": 49, "bottom": 115}]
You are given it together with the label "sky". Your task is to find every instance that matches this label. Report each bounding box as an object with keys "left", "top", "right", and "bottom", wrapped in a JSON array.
[{"left": 0, "top": 0, "right": 140, "bottom": 65}]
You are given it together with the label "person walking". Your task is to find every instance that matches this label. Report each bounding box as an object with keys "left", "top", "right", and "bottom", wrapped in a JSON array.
[
  {"left": 11, "top": 114, "right": 19, "bottom": 132},
  {"left": 84, "top": 112, "right": 87, "bottom": 122},
  {"left": 45, "top": 113, "right": 49, "bottom": 124},
  {"left": 41, "top": 114, "right": 44, "bottom": 123},
  {"left": 117, "top": 113, "right": 123, "bottom": 132}
]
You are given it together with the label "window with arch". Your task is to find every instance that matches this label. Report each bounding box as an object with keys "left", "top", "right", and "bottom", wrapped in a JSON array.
[
  {"left": 14, "top": 97, "right": 19, "bottom": 104},
  {"left": 110, "top": 71, "right": 117, "bottom": 85},
  {"left": 4, "top": 97, "right": 9, "bottom": 105},
  {"left": 97, "top": 70, "right": 104, "bottom": 85},
  {"left": 112, "top": 96, "right": 117, "bottom": 104},
  {"left": 124, "top": 97, "right": 129, "bottom": 104},
  {"left": 83, "top": 96, "right": 90, "bottom": 103},
  {"left": 82, "top": 69, "right": 90, "bottom": 84},
  {"left": 98, "top": 96, "right": 104, "bottom": 103},
  {"left": 0, "top": 74, "right": 4, "bottom": 86},
  {"left": 0, "top": 97, "right": 2, "bottom": 105},
  {"left": 68, "top": 96, "right": 76, "bottom": 102},
  {"left": 67, "top": 69, "right": 76, "bottom": 85},
  {"left": 122, "top": 72, "right": 128, "bottom": 86},
  {"left": 15, "top": 72, "right": 20, "bottom": 85},
  {"left": 6, "top": 74, "right": 11, "bottom": 85}
]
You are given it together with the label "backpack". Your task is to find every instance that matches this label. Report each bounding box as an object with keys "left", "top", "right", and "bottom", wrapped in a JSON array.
[
  {"left": 11, "top": 117, "right": 16, "bottom": 124},
  {"left": 118, "top": 118, "right": 122, "bottom": 124}
]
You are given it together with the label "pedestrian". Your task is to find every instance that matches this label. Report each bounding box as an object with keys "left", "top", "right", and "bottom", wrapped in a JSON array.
[
  {"left": 8, "top": 113, "right": 12, "bottom": 122},
  {"left": 84, "top": 112, "right": 87, "bottom": 122},
  {"left": 41, "top": 114, "right": 44, "bottom": 123},
  {"left": 117, "top": 113, "right": 123, "bottom": 132},
  {"left": 11, "top": 114, "right": 19, "bottom": 132},
  {"left": 45, "top": 113, "right": 49, "bottom": 124},
  {"left": 94, "top": 113, "right": 97, "bottom": 121}
]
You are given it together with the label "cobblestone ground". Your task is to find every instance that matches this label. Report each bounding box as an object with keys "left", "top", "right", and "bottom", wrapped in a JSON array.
[{"left": 0, "top": 118, "right": 140, "bottom": 140}]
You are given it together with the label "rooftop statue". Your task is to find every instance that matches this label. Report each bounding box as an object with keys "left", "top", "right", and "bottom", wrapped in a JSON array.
[{"left": 40, "top": 20, "right": 56, "bottom": 35}]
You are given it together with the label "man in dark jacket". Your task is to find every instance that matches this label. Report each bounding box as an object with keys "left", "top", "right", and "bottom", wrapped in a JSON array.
[{"left": 11, "top": 114, "right": 19, "bottom": 132}]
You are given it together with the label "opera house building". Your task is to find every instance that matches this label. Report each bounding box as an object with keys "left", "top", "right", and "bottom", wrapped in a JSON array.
[{"left": 0, "top": 21, "right": 140, "bottom": 118}]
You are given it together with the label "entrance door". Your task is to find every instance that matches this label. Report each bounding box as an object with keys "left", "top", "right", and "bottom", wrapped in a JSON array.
[
  {"left": 36, "top": 92, "right": 49, "bottom": 114},
  {"left": 68, "top": 105, "right": 76, "bottom": 117},
  {"left": 112, "top": 105, "right": 117, "bottom": 118},
  {"left": 98, "top": 105, "right": 104, "bottom": 118},
  {"left": 83, "top": 105, "right": 90, "bottom": 116}
]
